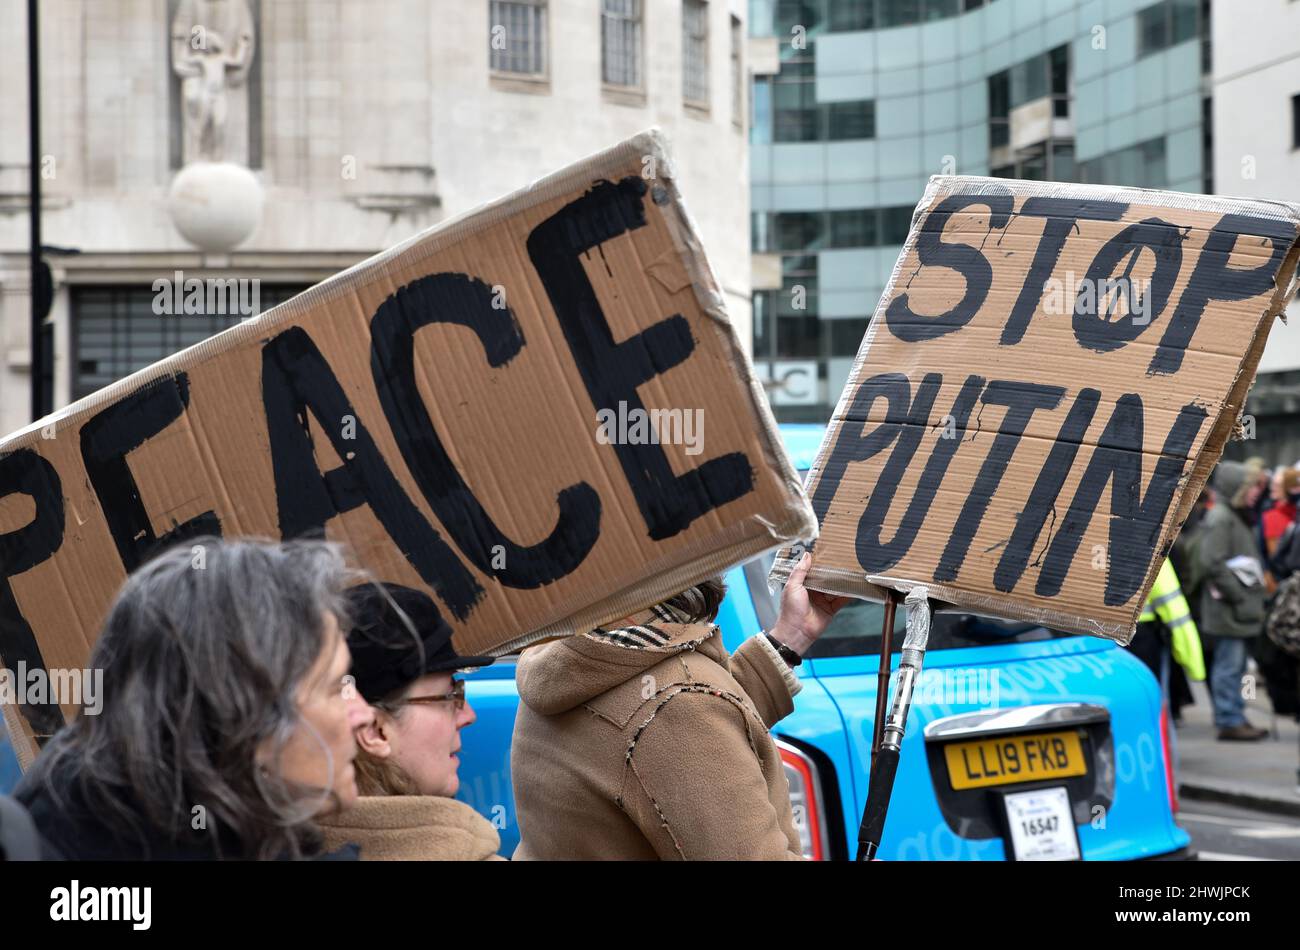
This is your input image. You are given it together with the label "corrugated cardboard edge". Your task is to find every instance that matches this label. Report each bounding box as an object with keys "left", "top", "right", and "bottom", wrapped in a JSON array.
[
  {"left": 769, "top": 175, "right": 1300, "bottom": 644},
  {"left": 0, "top": 129, "right": 816, "bottom": 675}
]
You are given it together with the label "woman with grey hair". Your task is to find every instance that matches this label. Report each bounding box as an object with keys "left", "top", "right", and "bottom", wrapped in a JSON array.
[{"left": 15, "top": 537, "right": 375, "bottom": 860}]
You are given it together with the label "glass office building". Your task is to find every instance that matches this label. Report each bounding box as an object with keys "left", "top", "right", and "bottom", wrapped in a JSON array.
[{"left": 749, "top": 0, "right": 1209, "bottom": 421}]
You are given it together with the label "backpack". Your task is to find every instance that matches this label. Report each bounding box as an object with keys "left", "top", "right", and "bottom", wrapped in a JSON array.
[
  {"left": 0, "top": 795, "right": 42, "bottom": 861},
  {"left": 1267, "top": 574, "right": 1300, "bottom": 659}
]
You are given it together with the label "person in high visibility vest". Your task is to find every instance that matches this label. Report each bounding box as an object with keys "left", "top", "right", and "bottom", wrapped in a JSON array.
[{"left": 1129, "top": 558, "right": 1205, "bottom": 723}]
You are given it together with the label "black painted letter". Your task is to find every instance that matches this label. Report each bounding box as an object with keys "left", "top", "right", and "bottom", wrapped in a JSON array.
[
  {"left": 370, "top": 272, "right": 600, "bottom": 588},
  {"left": 261, "top": 326, "right": 482, "bottom": 620},
  {"left": 527, "top": 176, "right": 753, "bottom": 541}
]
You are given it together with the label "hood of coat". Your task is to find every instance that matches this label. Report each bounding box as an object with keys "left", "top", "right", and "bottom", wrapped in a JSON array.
[
  {"left": 1214, "top": 458, "right": 1264, "bottom": 510},
  {"left": 516, "top": 620, "right": 727, "bottom": 716}
]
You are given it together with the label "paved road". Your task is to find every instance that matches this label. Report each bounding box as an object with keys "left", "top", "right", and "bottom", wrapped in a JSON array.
[{"left": 1176, "top": 799, "right": 1300, "bottom": 860}]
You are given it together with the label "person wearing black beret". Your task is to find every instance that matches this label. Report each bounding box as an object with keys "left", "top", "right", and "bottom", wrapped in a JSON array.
[{"left": 317, "top": 583, "right": 504, "bottom": 861}]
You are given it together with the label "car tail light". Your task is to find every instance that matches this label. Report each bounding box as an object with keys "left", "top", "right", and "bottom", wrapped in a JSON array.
[
  {"left": 1159, "top": 701, "right": 1179, "bottom": 814},
  {"left": 775, "top": 738, "right": 830, "bottom": 861}
]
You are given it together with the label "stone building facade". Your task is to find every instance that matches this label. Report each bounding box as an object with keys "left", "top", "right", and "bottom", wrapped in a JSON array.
[{"left": 0, "top": 0, "right": 751, "bottom": 434}]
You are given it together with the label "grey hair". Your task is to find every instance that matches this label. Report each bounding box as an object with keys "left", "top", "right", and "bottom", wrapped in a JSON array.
[{"left": 22, "top": 536, "right": 363, "bottom": 860}]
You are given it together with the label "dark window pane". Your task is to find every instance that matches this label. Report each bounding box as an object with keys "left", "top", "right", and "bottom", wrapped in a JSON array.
[
  {"left": 1291, "top": 93, "right": 1299, "bottom": 150},
  {"left": 990, "top": 120, "right": 1009, "bottom": 147},
  {"left": 777, "top": 314, "right": 824, "bottom": 357},
  {"left": 1011, "top": 51, "right": 1047, "bottom": 107},
  {"left": 990, "top": 163, "right": 1016, "bottom": 178},
  {"left": 826, "top": 99, "right": 875, "bottom": 139},
  {"left": 829, "top": 209, "right": 877, "bottom": 247},
  {"left": 1019, "top": 144, "right": 1047, "bottom": 181},
  {"left": 830, "top": 318, "right": 871, "bottom": 355},
  {"left": 773, "top": 212, "right": 826, "bottom": 250},
  {"left": 879, "top": 0, "right": 920, "bottom": 28},
  {"left": 782, "top": 254, "right": 819, "bottom": 277},
  {"left": 923, "top": 0, "right": 958, "bottom": 20},
  {"left": 882, "top": 205, "right": 915, "bottom": 244},
  {"left": 72, "top": 284, "right": 309, "bottom": 400},
  {"left": 775, "top": 0, "right": 825, "bottom": 35},
  {"left": 1049, "top": 45, "right": 1069, "bottom": 96},
  {"left": 1172, "top": 0, "right": 1198, "bottom": 43},
  {"left": 1138, "top": 3, "right": 1169, "bottom": 56},
  {"left": 988, "top": 71, "right": 1010, "bottom": 118},
  {"left": 828, "top": 0, "right": 874, "bottom": 30},
  {"left": 773, "top": 73, "right": 818, "bottom": 141},
  {"left": 963, "top": 0, "right": 985, "bottom": 9}
]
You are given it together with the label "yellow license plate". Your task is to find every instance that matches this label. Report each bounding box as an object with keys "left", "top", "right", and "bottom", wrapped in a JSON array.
[{"left": 944, "top": 730, "right": 1087, "bottom": 791}]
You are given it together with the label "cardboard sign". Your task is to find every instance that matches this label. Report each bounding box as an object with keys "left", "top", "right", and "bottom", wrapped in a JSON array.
[
  {"left": 0, "top": 129, "right": 815, "bottom": 763},
  {"left": 771, "top": 176, "right": 1300, "bottom": 642}
]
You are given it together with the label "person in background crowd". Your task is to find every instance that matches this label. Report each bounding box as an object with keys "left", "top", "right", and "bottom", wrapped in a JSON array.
[
  {"left": 1263, "top": 466, "right": 1299, "bottom": 577},
  {"left": 1188, "top": 461, "right": 1272, "bottom": 741},
  {"left": 510, "top": 551, "right": 849, "bottom": 860},
  {"left": 316, "top": 583, "right": 504, "bottom": 861},
  {"left": 15, "top": 538, "right": 374, "bottom": 860},
  {"left": 1171, "top": 487, "right": 1214, "bottom": 593},
  {"left": 1170, "top": 486, "right": 1215, "bottom": 718},
  {"left": 1128, "top": 559, "right": 1204, "bottom": 723},
  {"left": 1256, "top": 465, "right": 1300, "bottom": 721}
]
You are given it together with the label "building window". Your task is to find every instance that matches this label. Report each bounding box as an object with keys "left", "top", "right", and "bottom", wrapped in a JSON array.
[
  {"left": 1050, "top": 44, "right": 1069, "bottom": 117},
  {"left": 829, "top": 1, "right": 874, "bottom": 30},
  {"left": 731, "top": 15, "right": 744, "bottom": 126},
  {"left": 754, "top": 207, "right": 914, "bottom": 252},
  {"left": 683, "top": 0, "right": 710, "bottom": 107},
  {"left": 988, "top": 70, "right": 1009, "bottom": 148},
  {"left": 826, "top": 99, "right": 875, "bottom": 139},
  {"left": 602, "top": 0, "right": 642, "bottom": 88},
  {"left": 490, "top": 0, "right": 548, "bottom": 77},
  {"left": 1076, "top": 136, "right": 1167, "bottom": 189},
  {"left": 756, "top": 0, "right": 980, "bottom": 35},
  {"left": 764, "top": 55, "right": 874, "bottom": 142},
  {"left": 772, "top": 60, "right": 817, "bottom": 140},
  {"left": 990, "top": 45, "right": 1069, "bottom": 144},
  {"left": 879, "top": 0, "right": 921, "bottom": 27},
  {"left": 1292, "top": 93, "right": 1300, "bottom": 150},
  {"left": 72, "top": 285, "right": 307, "bottom": 401},
  {"left": 1137, "top": 0, "right": 1199, "bottom": 58},
  {"left": 1202, "top": 95, "right": 1214, "bottom": 192}
]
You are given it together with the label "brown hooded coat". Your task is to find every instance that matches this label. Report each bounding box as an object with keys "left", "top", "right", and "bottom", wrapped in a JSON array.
[{"left": 510, "top": 607, "right": 806, "bottom": 860}]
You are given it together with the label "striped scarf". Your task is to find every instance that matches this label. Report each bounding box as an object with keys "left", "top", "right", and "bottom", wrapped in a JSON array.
[{"left": 585, "top": 601, "right": 698, "bottom": 650}]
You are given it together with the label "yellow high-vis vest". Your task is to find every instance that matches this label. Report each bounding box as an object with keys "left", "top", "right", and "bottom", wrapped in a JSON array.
[{"left": 1138, "top": 559, "right": 1205, "bottom": 681}]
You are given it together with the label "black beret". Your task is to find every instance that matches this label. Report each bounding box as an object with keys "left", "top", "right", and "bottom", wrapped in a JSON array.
[{"left": 342, "top": 583, "right": 492, "bottom": 702}]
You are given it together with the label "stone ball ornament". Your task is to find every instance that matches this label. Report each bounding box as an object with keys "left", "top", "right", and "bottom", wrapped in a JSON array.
[{"left": 167, "top": 161, "right": 264, "bottom": 252}]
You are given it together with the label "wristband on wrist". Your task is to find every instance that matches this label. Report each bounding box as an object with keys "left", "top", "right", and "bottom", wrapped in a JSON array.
[{"left": 764, "top": 631, "right": 803, "bottom": 668}]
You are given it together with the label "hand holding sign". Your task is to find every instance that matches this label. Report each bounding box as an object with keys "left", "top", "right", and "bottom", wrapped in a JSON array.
[{"left": 769, "top": 551, "right": 853, "bottom": 655}]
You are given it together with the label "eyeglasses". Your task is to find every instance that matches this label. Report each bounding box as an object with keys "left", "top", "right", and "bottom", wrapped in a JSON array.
[{"left": 389, "top": 678, "right": 466, "bottom": 712}]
